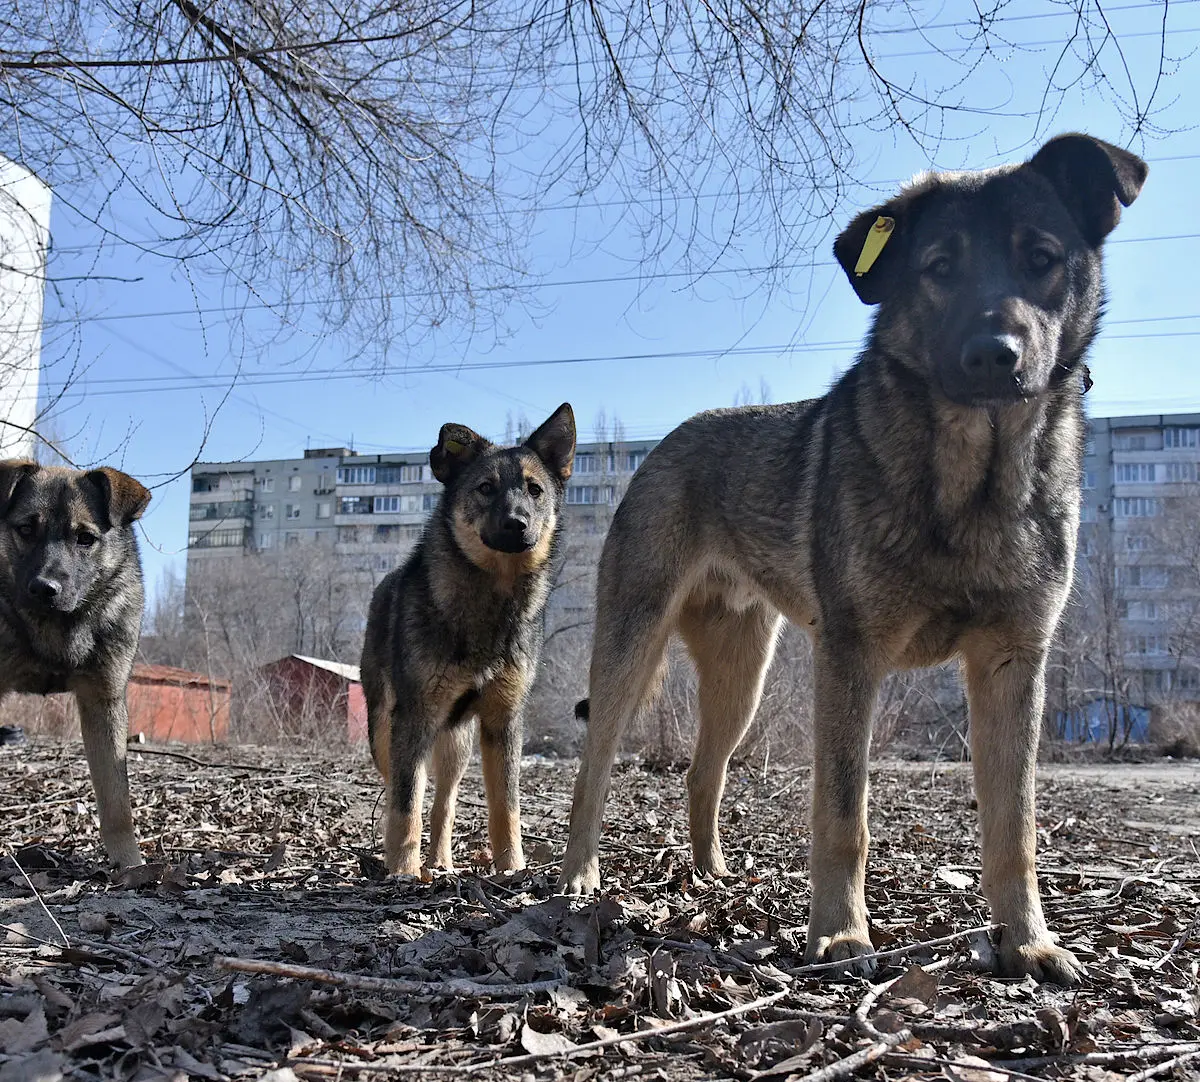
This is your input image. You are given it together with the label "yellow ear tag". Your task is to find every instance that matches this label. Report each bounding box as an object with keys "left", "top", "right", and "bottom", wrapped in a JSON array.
[
  {"left": 444, "top": 438, "right": 464, "bottom": 456},
  {"left": 854, "top": 216, "right": 895, "bottom": 277}
]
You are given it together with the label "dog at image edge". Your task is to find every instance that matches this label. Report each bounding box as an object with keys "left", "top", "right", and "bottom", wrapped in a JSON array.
[
  {"left": 0, "top": 461, "right": 152, "bottom": 869},
  {"left": 559, "top": 133, "right": 1148, "bottom": 986},
  {"left": 361, "top": 403, "right": 576, "bottom": 876}
]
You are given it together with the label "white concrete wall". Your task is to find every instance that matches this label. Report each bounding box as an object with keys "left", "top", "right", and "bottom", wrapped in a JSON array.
[{"left": 0, "top": 157, "right": 50, "bottom": 459}]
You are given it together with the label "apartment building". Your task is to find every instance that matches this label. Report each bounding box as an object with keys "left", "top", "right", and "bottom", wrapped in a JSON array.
[
  {"left": 1081, "top": 413, "right": 1200, "bottom": 701},
  {"left": 186, "top": 437, "right": 658, "bottom": 618}
]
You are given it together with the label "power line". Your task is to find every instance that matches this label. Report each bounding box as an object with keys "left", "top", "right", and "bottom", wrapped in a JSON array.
[
  {"left": 43, "top": 232, "right": 1200, "bottom": 329},
  {"left": 34, "top": 321, "right": 1200, "bottom": 403}
]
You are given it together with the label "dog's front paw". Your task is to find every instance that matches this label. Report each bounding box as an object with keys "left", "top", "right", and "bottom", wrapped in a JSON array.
[
  {"left": 107, "top": 841, "right": 144, "bottom": 871},
  {"left": 997, "top": 935, "right": 1084, "bottom": 986},
  {"left": 804, "top": 933, "right": 878, "bottom": 979},
  {"left": 557, "top": 857, "right": 600, "bottom": 896}
]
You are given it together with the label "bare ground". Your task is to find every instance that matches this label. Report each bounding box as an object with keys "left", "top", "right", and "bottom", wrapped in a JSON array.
[{"left": 1, "top": 740, "right": 1198, "bottom": 1082}]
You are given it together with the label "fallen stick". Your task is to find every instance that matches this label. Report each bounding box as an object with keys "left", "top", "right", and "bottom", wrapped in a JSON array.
[
  {"left": 993, "top": 1041, "right": 1200, "bottom": 1071},
  {"left": 1126, "top": 1047, "right": 1200, "bottom": 1082},
  {"left": 215, "top": 957, "right": 562, "bottom": 998},
  {"left": 127, "top": 745, "right": 288, "bottom": 773},
  {"left": 467, "top": 987, "right": 791, "bottom": 1073},
  {"left": 786, "top": 924, "right": 997, "bottom": 977},
  {"left": 793, "top": 1029, "right": 912, "bottom": 1082},
  {"left": 284, "top": 988, "right": 792, "bottom": 1076}
]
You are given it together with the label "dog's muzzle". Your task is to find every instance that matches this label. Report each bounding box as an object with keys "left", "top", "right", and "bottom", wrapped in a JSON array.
[{"left": 947, "top": 333, "right": 1029, "bottom": 403}]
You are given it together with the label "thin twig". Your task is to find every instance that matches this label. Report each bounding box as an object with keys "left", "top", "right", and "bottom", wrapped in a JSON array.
[
  {"left": 795, "top": 1029, "right": 912, "bottom": 1082},
  {"left": 787, "top": 924, "right": 997, "bottom": 976},
  {"left": 993, "top": 1042, "right": 1200, "bottom": 1071},
  {"left": 1150, "top": 914, "right": 1198, "bottom": 971},
  {"left": 882, "top": 1053, "right": 1046, "bottom": 1081},
  {"left": 216, "top": 956, "right": 562, "bottom": 998},
  {"left": 6, "top": 845, "right": 70, "bottom": 948},
  {"left": 1126, "top": 1047, "right": 1200, "bottom": 1082},
  {"left": 128, "top": 745, "right": 289, "bottom": 773},
  {"left": 461, "top": 988, "right": 791, "bottom": 1073}
]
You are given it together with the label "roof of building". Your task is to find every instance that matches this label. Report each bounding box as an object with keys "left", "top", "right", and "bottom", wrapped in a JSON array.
[
  {"left": 132, "top": 663, "right": 231, "bottom": 691},
  {"left": 282, "top": 654, "right": 362, "bottom": 683}
]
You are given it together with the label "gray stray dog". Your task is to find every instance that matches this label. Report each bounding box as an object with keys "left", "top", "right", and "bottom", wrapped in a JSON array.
[
  {"left": 0, "top": 461, "right": 151, "bottom": 868},
  {"left": 560, "top": 133, "right": 1148, "bottom": 986},
  {"left": 361, "top": 404, "right": 576, "bottom": 876}
]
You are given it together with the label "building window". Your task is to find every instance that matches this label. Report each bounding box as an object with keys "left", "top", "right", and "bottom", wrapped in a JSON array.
[
  {"left": 1113, "top": 431, "right": 1162, "bottom": 451},
  {"left": 1118, "top": 565, "right": 1169, "bottom": 589},
  {"left": 258, "top": 532, "right": 274, "bottom": 550},
  {"left": 1082, "top": 470, "right": 1096, "bottom": 490},
  {"left": 338, "top": 526, "right": 359, "bottom": 544},
  {"left": 288, "top": 474, "right": 302, "bottom": 492},
  {"left": 259, "top": 504, "right": 275, "bottom": 520},
  {"left": 188, "top": 528, "right": 244, "bottom": 549},
  {"left": 1079, "top": 503, "right": 1096, "bottom": 523},
  {"left": 286, "top": 504, "right": 302, "bottom": 520},
  {"left": 575, "top": 453, "right": 597, "bottom": 474},
  {"left": 627, "top": 450, "right": 647, "bottom": 472},
  {"left": 565, "top": 485, "right": 615, "bottom": 505},
  {"left": 192, "top": 476, "right": 219, "bottom": 493},
  {"left": 338, "top": 497, "right": 371, "bottom": 514},
  {"left": 423, "top": 493, "right": 438, "bottom": 511},
  {"left": 285, "top": 532, "right": 300, "bottom": 548},
  {"left": 257, "top": 476, "right": 275, "bottom": 493},
  {"left": 1125, "top": 534, "right": 1151, "bottom": 552},
  {"left": 1164, "top": 426, "right": 1200, "bottom": 449},
  {"left": 1084, "top": 435, "right": 1096, "bottom": 456},
  {"left": 1165, "top": 461, "right": 1199, "bottom": 483},
  {"left": 337, "top": 465, "right": 377, "bottom": 485},
  {"left": 1125, "top": 634, "right": 1170, "bottom": 656},
  {"left": 317, "top": 501, "right": 332, "bottom": 519},
  {"left": 374, "top": 495, "right": 401, "bottom": 513},
  {"left": 1114, "top": 497, "right": 1158, "bottom": 518},
  {"left": 1115, "top": 463, "right": 1157, "bottom": 483}
]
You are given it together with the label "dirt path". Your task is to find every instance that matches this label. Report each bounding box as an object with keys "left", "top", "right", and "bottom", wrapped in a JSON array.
[{"left": 1, "top": 742, "right": 1197, "bottom": 1080}]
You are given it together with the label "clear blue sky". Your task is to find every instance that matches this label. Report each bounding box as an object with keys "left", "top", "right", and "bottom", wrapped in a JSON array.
[{"left": 27, "top": 1, "right": 1200, "bottom": 598}]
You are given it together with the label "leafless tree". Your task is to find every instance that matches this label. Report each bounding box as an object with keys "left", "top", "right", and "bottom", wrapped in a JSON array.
[{"left": 0, "top": 0, "right": 1174, "bottom": 359}]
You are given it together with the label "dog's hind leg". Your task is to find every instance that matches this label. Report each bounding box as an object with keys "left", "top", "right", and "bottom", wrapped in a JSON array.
[
  {"left": 679, "top": 599, "right": 782, "bottom": 878},
  {"left": 559, "top": 589, "right": 675, "bottom": 895},
  {"left": 961, "top": 630, "right": 1084, "bottom": 986},
  {"left": 805, "top": 636, "right": 882, "bottom": 976},
  {"left": 427, "top": 724, "right": 473, "bottom": 871},
  {"left": 76, "top": 690, "right": 142, "bottom": 869}
]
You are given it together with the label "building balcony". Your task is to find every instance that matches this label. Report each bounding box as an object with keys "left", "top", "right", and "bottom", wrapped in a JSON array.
[{"left": 189, "top": 500, "right": 254, "bottom": 522}]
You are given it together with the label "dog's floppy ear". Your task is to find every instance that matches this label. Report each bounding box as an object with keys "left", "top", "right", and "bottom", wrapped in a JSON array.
[
  {"left": 1029, "top": 133, "right": 1148, "bottom": 246},
  {"left": 430, "top": 423, "right": 489, "bottom": 484},
  {"left": 834, "top": 196, "right": 911, "bottom": 305},
  {"left": 85, "top": 467, "right": 151, "bottom": 529},
  {"left": 0, "top": 460, "right": 38, "bottom": 518},
  {"left": 525, "top": 403, "right": 576, "bottom": 482}
]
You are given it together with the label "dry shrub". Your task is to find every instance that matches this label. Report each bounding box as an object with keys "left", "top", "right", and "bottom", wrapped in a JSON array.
[
  {"left": 1153, "top": 702, "right": 1200, "bottom": 758},
  {"left": 1, "top": 693, "right": 80, "bottom": 740}
]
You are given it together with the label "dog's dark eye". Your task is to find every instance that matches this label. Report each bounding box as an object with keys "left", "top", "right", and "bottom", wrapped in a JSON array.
[
  {"left": 14, "top": 522, "right": 35, "bottom": 540},
  {"left": 477, "top": 481, "right": 495, "bottom": 497},
  {"left": 527, "top": 481, "right": 543, "bottom": 498},
  {"left": 75, "top": 530, "right": 97, "bottom": 548},
  {"left": 1028, "top": 248, "right": 1058, "bottom": 275},
  {"left": 925, "top": 256, "right": 953, "bottom": 281}
]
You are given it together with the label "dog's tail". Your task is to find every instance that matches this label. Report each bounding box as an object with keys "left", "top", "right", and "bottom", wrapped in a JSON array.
[{"left": 574, "top": 698, "right": 590, "bottom": 723}]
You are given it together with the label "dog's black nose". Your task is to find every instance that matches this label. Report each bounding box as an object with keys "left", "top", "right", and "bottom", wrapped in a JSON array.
[
  {"left": 28, "top": 577, "right": 62, "bottom": 601},
  {"left": 501, "top": 516, "right": 529, "bottom": 537},
  {"left": 960, "top": 333, "right": 1021, "bottom": 379}
]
